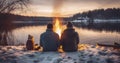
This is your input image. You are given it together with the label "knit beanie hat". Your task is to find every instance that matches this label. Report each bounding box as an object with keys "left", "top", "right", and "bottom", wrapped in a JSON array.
[{"left": 67, "top": 22, "right": 73, "bottom": 28}]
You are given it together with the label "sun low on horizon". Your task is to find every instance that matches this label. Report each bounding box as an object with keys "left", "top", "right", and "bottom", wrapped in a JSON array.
[{"left": 13, "top": 0, "right": 120, "bottom": 17}]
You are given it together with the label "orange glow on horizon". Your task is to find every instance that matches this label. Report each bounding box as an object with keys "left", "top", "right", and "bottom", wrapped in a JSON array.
[{"left": 53, "top": 17, "right": 63, "bottom": 38}]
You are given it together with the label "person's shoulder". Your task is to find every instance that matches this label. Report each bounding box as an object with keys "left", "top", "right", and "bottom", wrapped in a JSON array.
[
  {"left": 75, "top": 31, "right": 78, "bottom": 34},
  {"left": 40, "top": 32, "right": 46, "bottom": 36},
  {"left": 63, "top": 29, "right": 68, "bottom": 32},
  {"left": 74, "top": 31, "right": 79, "bottom": 36},
  {"left": 64, "top": 29, "right": 68, "bottom": 31},
  {"left": 62, "top": 29, "right": 70, "bottom": 34}
]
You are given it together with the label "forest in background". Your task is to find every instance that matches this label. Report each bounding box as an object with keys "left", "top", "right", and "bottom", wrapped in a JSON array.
[{"left": 0, "top": 8, "right": 120, "bottom": 21}]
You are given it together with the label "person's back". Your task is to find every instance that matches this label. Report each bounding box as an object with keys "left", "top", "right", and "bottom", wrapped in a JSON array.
[
  {"left": 61, "top": 22, "right": 79, "bottom": 52},
  {"left": 40, "top": 23, "right": 60, "bottom": 51}
]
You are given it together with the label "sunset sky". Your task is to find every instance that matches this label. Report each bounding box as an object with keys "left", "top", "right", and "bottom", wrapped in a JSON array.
[{"left": 15, "top": 0, "right": 120, "bottom": 17}]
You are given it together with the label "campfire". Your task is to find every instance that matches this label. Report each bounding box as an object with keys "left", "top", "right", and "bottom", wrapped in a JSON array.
[{"left": 53, "top": 17, "right": 63, "bottom": 38}]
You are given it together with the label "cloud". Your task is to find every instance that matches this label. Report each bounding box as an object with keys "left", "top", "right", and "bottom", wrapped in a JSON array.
[
  {"left": 30, "top": 0, "right": 120, "bottom": 9},
  {"left": 21, "top": 0, "right": 120, "bottom": 17},
  {"left": 30, "top": 0, "right": 54, "bottom": 6},
  {"left": 64, "top": 0, "right": 120, "bottom": 7}
]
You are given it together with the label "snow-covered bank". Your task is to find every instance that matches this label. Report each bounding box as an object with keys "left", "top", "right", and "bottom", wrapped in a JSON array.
[{"left": 0, "top": 44, "right": 120, "bottom": 63}]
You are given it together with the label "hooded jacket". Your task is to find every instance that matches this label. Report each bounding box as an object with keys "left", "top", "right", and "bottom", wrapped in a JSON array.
[
  {"left": 61, "top": 28, "right": 79, "bottom": 52},
  {"left": 40, "top": 29, "right": 60, "bottom": 51}
]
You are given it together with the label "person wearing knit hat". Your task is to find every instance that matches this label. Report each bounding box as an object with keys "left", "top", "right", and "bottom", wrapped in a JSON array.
[
  {"left": 47, "top": 23, "right": 53, "bottom": 29},
  {"left": 67, "top": 22, "right": 73, "bottom": 28},
  {"left": 61, "top": 22, "right": 79, "bottom": 52}
]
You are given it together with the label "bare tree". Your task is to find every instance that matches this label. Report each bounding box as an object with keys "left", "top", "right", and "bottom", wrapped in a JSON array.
[
  {"left": 0, "top": 0, "right": 30, "bottom": 46},
  {"left": 0, "top": 0, "right": 30, "bottom": 13}
]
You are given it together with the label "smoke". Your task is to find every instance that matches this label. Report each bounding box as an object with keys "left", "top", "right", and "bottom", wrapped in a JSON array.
[{"left": 53, "top": 0, "right": 64, "bottom": 17}]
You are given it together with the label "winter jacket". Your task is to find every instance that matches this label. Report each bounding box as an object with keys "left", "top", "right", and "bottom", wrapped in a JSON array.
[
  {"left": 61, "top": 28, "right": 79, "bottom": 52},
  {"left": 40, "top": 29, "right": 60, "bottom": 51}
]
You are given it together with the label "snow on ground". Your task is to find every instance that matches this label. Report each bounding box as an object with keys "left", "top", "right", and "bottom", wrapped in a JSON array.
[{"left": 0, "top": 44, "right": 120, "bottom": 63}]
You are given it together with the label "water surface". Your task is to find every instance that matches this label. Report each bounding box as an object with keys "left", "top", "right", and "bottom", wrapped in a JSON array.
[{"left": 11, "top": 25, "right": 120, "bottom": 45}]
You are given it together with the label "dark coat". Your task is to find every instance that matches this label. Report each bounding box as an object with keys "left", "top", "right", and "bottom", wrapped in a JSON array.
[
  {"left": 26, "top": 39, "right": 34, "bottom": 50},
  {"left": 40, "top": 29, "right": 60, "bottom": 51},
  {"left": 61, "top": 28, "right": 79, "bottom": 52}
]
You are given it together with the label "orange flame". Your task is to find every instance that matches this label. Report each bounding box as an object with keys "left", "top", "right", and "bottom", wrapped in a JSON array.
[{"left": 53, "top": 17, "right": 63, "bottom": 38}]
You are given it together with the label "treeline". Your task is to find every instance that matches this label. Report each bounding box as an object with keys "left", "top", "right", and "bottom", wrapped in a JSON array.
[
  {"left": 0, "top": 13, "right": 72, "bottom": 22},
  {"left": 15, "top": 15, "right": 53, "bottom": 21},
  {"left": 72, "top": 8, "right": 120, "bottom": 20},
  {"left": 0, "top": 13, "right": 53, "bottom": 21}
]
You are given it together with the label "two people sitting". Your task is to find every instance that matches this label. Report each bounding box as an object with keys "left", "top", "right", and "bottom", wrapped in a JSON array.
[
  {"left": 40, "top": 22, "right": 79, "bottom": 52},
  {"left": 26, "top": 22, "right": 79, "bottom": 52}
]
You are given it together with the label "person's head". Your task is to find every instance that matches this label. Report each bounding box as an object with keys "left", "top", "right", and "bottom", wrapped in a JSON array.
[
  {"left": 67, "top": 22, "right": 73, "bottom": 28},
  {"left": 47, "top": 23, "right": 53, "bottom": 29}
]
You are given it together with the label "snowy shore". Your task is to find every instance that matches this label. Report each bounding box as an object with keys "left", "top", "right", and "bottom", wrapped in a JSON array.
[{"left": 0, "top": 44, "right": 120, "bottom": 63}]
